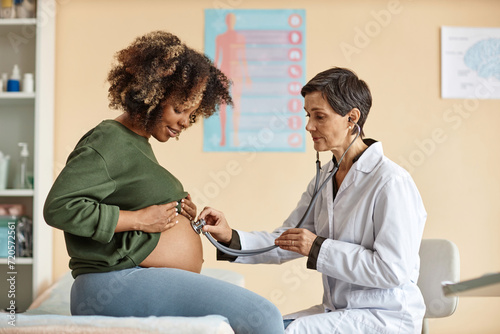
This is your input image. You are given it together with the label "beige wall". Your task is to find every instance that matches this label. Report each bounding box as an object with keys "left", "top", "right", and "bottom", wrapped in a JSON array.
[{"left": 52, "top": 0, "right": 500, "bottom": 332}]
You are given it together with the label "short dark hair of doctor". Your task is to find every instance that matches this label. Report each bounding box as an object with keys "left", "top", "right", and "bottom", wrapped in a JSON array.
[{"left": 300, "top": 67, "right": 372, "bottom": 137}]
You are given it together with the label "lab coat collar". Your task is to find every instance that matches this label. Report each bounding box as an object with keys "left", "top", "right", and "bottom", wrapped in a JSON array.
[
  {"left": 353, "top": 139, "right": 383, "bottom": 174},
  {"left": 323, "top": 138, "right": 382, "bottom": 177},
  {"left": 331, "top": 138, "right": 378, "bottom": 167},
  {"left": 331, "top": 139, "right": 383, "bottom": 204}
]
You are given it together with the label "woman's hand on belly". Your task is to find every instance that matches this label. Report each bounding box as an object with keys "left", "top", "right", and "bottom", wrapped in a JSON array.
[
  {"left": 179, "top": 194, "right": 197, "bottom": 222},
  {"left": 140, "top": 215, "right": 204, "bottom": 273},
  {"left": 116, "top": 201, "right": 179, "bottom": 233}
]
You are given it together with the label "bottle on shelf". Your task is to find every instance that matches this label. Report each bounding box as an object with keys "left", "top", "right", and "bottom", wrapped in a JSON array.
[
  {"left": 22, "top": 73, "right": 34, "bottom": 93},
  {"left": 14, "top": 0, "right": 35, "bottom": 18},
  {"left": 1, "top": 73, "right": 7, "bottom": 92},
  {"left": 7, "top": 64, "right": 21, "bottom": 92},
  {"left": 15, "top": 142, "right": 32, "bottom": 189},
  {"left": 0, "top": 0, "right": 16, "bottom": 19},
  {"left": 0, "top": 151, "right": 10, "bottom": 190}
]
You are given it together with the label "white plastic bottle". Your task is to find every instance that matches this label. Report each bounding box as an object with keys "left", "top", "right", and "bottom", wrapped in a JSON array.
[
  {"left": 0, "top": 151, "right": 10, "bottom": 190},
  {"left": 0, "top": 0, "right": 16, "bottom": 18},
  {"left": 22, "top": 73, "right": 34, "bottom": 93},
  {"left": 15, "top": 142, "right": 32, "bottom": 189},
  {"left": 1, "top": 73, "right": 8, "bottom": 92},
  {"left": 14, "top": 0, "right": 35, "bottom": 18}
]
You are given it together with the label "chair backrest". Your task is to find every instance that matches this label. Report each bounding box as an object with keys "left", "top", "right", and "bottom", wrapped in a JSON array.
[{"left": 417, "top": 239, "right": 460, "bottom": 319}]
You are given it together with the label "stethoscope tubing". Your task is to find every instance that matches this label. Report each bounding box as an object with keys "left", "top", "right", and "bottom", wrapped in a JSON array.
[{"left": 199, "top": 123, "right": 361, "bottom": 257}]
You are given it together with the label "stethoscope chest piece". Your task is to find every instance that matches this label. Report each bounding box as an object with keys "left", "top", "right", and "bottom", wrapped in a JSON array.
[{"left": 191, "top": 219, "right": 206, "bottom": 235}]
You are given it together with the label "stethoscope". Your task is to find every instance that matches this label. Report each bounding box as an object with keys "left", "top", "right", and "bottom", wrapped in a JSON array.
[{"left": 191, "top": 120, "right": 361, "bottom": 257}]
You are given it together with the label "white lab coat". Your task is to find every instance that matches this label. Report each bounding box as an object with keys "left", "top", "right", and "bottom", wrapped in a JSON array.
[{"left": 235, "top": 142, "right": 426, "bottom": 333}]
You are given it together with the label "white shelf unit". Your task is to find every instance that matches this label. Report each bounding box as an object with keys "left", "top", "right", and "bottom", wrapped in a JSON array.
[
  {"left": 0, "top": 0, "right": 55, "bottom": 311},
  {"left": 0, "top": 189, "right": 35, "bottom": 197},
  {"left": 0, "top": 92, "right": 36, "bottom": 99},
  {"left": 0, "top": 18, "right": 37, "bottom": 26},
  {"left": 0, "top": 258, "right": 33, "bottom": 265}
]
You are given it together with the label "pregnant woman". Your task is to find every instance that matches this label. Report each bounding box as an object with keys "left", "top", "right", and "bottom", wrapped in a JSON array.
[{"left": 43, "top": 31, "right": 284, "bottom": 334}]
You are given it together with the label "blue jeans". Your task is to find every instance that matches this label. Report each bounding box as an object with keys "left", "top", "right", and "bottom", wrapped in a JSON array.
[{"left": 71, "top": 267, "right": 284, "bottom": 334}]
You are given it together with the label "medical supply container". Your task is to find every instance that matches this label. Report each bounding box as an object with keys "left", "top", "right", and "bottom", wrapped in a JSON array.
[
  {"left": 15, "top": 143, "right": 32, "bottom": 189},
  {"left": 0, "top": 151, "right": 10, "bottom": 189}
]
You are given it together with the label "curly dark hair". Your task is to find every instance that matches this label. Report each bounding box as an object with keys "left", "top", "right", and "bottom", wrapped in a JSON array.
[{"left": 107, "top": 31, "right": 232, "bottom": 132}]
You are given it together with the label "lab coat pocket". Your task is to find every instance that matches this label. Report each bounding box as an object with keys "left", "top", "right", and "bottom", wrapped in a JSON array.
[
  {"left": 346, "top": 287, "right": 404, "bottom": 312},
  {"left": 345, "top": 288, "right": 410, "bottom": 334}
]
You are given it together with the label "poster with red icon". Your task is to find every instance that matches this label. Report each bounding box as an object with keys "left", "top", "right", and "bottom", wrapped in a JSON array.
[{"left": 204, "top": 9, "right": 306, "bottom": 152}]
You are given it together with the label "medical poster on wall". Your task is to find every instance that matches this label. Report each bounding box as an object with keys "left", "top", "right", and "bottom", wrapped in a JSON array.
[
  {"left": 441, "top": 26, "right": 500, "bottom": 99},
  {"left": 203, "top": 9, "right": 306, "bottom": 152}
]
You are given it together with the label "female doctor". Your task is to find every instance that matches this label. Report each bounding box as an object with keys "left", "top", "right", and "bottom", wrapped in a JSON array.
[{"left": 199, "top": 67, "right": 427, "bottom": 333}]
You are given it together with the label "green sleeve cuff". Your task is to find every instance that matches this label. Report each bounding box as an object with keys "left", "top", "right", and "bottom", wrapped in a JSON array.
[
  {"left": 216, "top": 229, "right": 241, "bottom": 262},
  {"left": 92, "top": 204, "right": 120, "bottom": 244}
]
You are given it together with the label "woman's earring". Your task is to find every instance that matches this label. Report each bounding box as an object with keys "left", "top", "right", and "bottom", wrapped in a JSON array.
[{"left": 348, "top": 126, "right": 352, "bottom": 130}]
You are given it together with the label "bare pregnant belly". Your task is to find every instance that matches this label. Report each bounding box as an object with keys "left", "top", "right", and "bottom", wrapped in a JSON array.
[{"left": 140, "top": 215, "right": 203, "bottom": 273}]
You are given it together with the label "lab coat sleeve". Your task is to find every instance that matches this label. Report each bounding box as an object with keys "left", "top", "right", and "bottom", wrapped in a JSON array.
[
  {"left": 316, "top": 174, "right": 426, "bottom": 289},
  {"left": 234, "top": 173, "right": 319, "bottom": 264}
]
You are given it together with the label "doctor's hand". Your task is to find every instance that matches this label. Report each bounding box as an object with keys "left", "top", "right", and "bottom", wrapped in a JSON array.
[
  {"left": 275, "top": 228, "right": 317, "bottom": 256},
  {"left": 198, "top": 207, "right": 233, "bottom": 243}
]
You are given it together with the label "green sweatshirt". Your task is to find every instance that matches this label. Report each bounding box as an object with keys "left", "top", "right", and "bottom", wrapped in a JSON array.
[{"left": 44, "top": 120, "right": 188, "bottom": 278}]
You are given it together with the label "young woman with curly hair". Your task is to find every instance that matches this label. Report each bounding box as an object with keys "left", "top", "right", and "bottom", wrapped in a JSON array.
[{"left": 44, "top": 31, "right": 284, "bottom": 334}]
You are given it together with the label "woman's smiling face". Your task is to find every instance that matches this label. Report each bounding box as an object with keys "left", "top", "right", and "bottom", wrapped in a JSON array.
[
  {"left": 150, "top": 97, "right": 201, "bottom": 142},
  {"left": 151, "top": 78, "right": 207, "bottom": 142}
]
